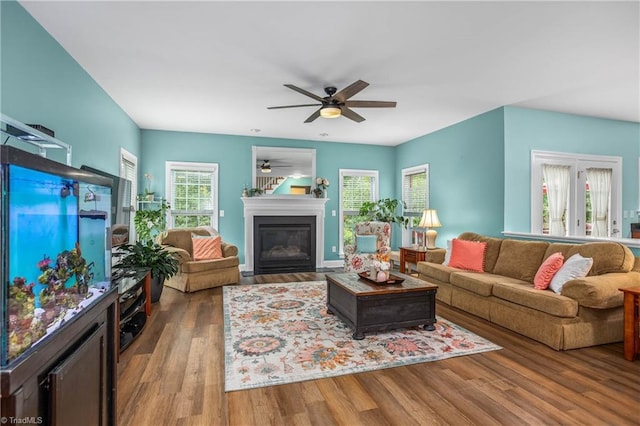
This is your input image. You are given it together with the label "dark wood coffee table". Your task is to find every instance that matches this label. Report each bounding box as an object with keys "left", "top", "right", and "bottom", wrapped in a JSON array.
[{"left": 325, "top": 272, "right": 438, "bottom": 340}]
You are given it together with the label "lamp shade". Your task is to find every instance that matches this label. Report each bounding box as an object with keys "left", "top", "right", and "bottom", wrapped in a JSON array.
[
  {"left": 320, "top": 106, "right": 341, "bottom": 119},
  {"left": 418, "top": 209, "right": 441, "bottom": 228}
]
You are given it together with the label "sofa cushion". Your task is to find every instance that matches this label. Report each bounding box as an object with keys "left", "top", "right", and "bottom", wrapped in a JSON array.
[
  {"left": 418, "top": 262, "right": 456, "bottom": 283},
  {"left": 534, "top": 252, "right": 564, "bottom": 290},
  {"left": 493, "top": 239, "right": 549, "bottom": 282},
  {"left": 549, "top": 253, "right": 593, "bottom": 294},
  {"left": 449, "top": 272, "right": 528, "bottom": 297},
  {"left": 492, "top": 282, "right": 578, "bottom": 318},
  {"left": 159, "top": 227, "right": 214, "bottom": 256},
  {"left": 457, "top": 232, "right": 503, "bottom": 273},
  {"left": 565, "top": 242, "right": 634, "bottom": 275},
  {"left": 448, "top": 239, "right": 486, "bottom": 272},
  {"left": 192, "top": 235, "right": 223, "bottom": 260},
  {"left": 183, "top": 255, "right": 239, "bottom": 273}
]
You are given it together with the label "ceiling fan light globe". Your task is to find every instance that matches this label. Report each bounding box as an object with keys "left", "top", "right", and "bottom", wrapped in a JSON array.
[{"left": 320, "top": 106, "right": 341, "bottom": 119}]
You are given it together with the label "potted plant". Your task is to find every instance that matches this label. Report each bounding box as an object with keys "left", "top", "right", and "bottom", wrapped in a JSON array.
[
  {"left": 359, "top": 198, "right": 409, "bottom": 228},
  {"left": 134, "top": 199, "right": 169, "bottom": 243},
  {"left": 114, "top": 240, "right": 179, "bottom": 303}
]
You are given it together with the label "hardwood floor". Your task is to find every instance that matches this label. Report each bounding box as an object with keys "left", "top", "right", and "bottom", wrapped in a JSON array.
[{"left": 117, "top": 272, "right": 640, "bottom": 425}]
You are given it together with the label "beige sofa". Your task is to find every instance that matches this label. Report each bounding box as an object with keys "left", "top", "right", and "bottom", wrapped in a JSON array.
[
  {"left": 417, "top": 232, "right": 640, "bottom": 350},
  {"left": 158, "top": 227, "right": 240, "bottom": 292}
]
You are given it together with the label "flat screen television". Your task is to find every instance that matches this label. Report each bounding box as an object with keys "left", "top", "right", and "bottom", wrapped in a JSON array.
[{"left": 80, "top": 165, "right": 133, "bottom": 248}]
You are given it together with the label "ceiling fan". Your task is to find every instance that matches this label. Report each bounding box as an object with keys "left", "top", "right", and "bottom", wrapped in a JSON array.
[
  {"left": 267, "top": 80, "right": 396, "bottom": 123},
  {"left": 259, "top": 160, "right": 272, "bottom": 173},
  {"left": 257, "top": 159, "right": 294, "bottom": 173}
]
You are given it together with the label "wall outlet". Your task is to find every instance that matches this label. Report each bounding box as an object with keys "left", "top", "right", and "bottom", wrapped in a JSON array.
[
  {"left": 332, "top": 210, "right": 336, "bottom": 217},
  {"left": 332, "top": 246, "right": 336, "bottom": 252},
  {"left": 220, "top": 210, "right": 225, "bottom": 217}
]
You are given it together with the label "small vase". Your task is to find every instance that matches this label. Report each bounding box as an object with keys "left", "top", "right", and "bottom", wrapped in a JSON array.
[
  {"left": 369, "top": 265, "right": 376, "bottom": 279},
  {"left": 145, "top": 193, "right": 155, "bottom": 201}
]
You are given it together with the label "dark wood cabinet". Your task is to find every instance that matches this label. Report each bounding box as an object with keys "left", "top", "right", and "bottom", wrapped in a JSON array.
[
  {"left": 0, "top": 288, "right": 118, "bottom": 425},
  {"left": 116, "top": 268, "right": 151, "bottom": 353}
]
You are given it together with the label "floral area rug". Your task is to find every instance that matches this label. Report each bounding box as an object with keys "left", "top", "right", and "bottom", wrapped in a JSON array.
[{"left": 223, "top": 281, "right": 501, "bottom": 392}]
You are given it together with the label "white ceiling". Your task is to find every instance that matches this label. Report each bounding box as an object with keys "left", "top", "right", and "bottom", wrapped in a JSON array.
[{"left": 19, "top": 1, "right": 640, "bottom": 146}]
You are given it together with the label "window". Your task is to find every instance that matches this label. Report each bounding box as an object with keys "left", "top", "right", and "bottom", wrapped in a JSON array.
[
  {"left": 531, "top": 151, "right": 621, "bottom": 238},
  {"left": 401, "top": 164, "right": 429, "bottom": 245},
  {"left": 165, "top": 161, "right": 218, "bottom": 229},
  {"left": 339, "top": 169, "right": 378, "bottom": 254},
  {"left": 119, "top": 148, "right": 137, "bottom": 238}
]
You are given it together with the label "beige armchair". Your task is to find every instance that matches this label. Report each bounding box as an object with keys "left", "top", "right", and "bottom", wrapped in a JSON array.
[{"left": 157, "top": 227, "right": 240, "bottom": 292}]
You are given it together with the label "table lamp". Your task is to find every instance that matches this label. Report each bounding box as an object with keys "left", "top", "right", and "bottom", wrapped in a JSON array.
[{"left": 418, "top": 209, "right": 442, "bottom": 249}]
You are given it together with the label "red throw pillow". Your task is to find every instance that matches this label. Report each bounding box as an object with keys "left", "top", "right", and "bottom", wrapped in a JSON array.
[
  {"left": 192, "top": 235, "right": 223, "bottom": 260},
  {"left": 448, "top": 239, "right": 487, "bottom": 272},
  {"left": 533, "top": 252, "right": 564, "bottom": 290}
]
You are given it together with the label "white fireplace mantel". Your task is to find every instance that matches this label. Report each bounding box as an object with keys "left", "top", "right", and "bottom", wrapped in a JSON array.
[{"left": 242, "top": 196, "right": 329, "bottom": 272}]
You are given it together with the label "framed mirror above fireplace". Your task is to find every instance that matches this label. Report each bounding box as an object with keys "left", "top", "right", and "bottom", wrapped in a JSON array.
[{"left": 252, "top": 146, "right": 316, "bottom": 195}]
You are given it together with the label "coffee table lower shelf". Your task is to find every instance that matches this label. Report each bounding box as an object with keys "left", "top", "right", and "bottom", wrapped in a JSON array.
[{"left": 326, "top": 273, "right": 437, "bottom": 340}]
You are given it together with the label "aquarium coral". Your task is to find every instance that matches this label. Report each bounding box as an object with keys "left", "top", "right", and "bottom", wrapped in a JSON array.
[
  {"left": 7, "top": 277, "right": 46, "bottom": 360},
  {"left": 37, "top": 243, "right": 94, "bottom": 295}
]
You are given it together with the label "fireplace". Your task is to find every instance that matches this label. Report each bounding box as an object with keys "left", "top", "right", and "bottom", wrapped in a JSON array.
[{"left": 254, "top": 216, "right": 316, "bottom": 274}]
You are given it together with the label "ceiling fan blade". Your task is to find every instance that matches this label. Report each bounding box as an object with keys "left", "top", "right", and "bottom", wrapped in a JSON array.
[
  {"left": 340, "top": 107, "right": 366, "bottom": 123},
  {"left": 344, "top": 100, "right": 397, "bottom": 108},
  {"left": 284, "top": 84, "right": 325, "bottom": 102},
  {"left": 268, "top": 104, "right": 321, "bottom": 110},
  {"left": 334, "top": 80, "right": 369, "bottom": 102},
  {"left": 304, "top": 108, "right": 322, "bottom": 123}
]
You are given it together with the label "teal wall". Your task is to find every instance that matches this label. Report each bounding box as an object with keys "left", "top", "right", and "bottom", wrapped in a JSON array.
[
  {"left": 503, "top": 106, "right": 640, "bottom": 238},
  {"left": 395, "top": 108, "right": 506, "bottom": 245},
  {"left": 141, "top": 130, "right": 395, "bottom": 263},
  {"left": 4, "top": 1, "right": 639, "bottom": 261},
  {"left": 0, "top": 1, "right": 140, "bottom": 175}
]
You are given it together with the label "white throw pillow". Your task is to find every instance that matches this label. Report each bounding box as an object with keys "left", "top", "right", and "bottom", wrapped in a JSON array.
[
  {"left": 443, "top": 239, "right": 452, "bottom": 266},
  {"left": 548, "top": 253, "right": 593, "bottom": 294}
]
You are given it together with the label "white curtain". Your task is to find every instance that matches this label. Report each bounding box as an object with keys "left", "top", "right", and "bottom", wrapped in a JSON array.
[
  {"left": 586, "top": 168, "right": 612, "bottom": 237},
  {"left": 543, "top": 164, "right": 570, "bottom": 236}
]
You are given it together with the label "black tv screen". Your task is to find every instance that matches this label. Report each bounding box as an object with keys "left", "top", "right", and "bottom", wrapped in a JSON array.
[{"left": 80, "top": 165, "right": 133, "bottom": 247}]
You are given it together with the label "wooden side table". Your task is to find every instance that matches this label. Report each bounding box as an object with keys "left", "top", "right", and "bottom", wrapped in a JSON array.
[
  {"left": 619, "top": 287, "right": 640, "bottom": 361},
  {"left": 399, "top": 246, "right": 429, "bottom": 274}
]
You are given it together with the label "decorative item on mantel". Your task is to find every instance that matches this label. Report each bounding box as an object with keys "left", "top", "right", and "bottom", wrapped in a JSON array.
[
  {"left": 144, "top": 172, "right": 155, "bottom": 201},
  {"left": 314, "top": 177, "right": 330, "bottom": 198},
  {"left": 242, "top": 184, "right": 250, "bottom": 198}
]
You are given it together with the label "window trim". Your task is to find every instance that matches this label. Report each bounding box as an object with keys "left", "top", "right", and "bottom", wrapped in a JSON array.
[
  {"left": 165, "top": 161, "right": 219, "bottom": 229},
  {"left": 401, "top": 163, "right": 429, "bottom": 246},
  {"left": 338, "top": 168, "right": 379, "bottom": 256},
  {"left": 531, "top": 150, "right": 622, "bottom": 238}
]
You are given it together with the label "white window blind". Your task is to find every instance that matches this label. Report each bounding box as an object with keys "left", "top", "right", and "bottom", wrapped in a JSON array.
[
  {"left": 120, "top": 157, "right": 135, "bottom": 206},
  {"left": 342, "top": 174, "right": 377, "bottom": 212},
  {"left": 402, "top": 164, "right": 428, "bottom": 216}
]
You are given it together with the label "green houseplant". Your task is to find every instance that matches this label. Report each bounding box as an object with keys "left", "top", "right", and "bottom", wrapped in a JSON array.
[
  {"left": 134, "top": 199, "right": 169, "bottom": 243},
  {"left": 114, "top": 240, "right": 179, "bottom": 303},
  {"left": 359, "top": 198, "right": 409, "bottom": 228}
]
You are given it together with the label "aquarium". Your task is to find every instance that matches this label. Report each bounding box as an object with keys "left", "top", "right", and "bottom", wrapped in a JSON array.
[{"left": 1, "top": 146, "right": 113, "bottom": 367}]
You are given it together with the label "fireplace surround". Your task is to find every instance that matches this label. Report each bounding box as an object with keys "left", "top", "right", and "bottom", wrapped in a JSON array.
[
  {"left": 242, "top": 196, "right": 328, "bottom": 273},
  {"left": 254, "top": 215, "right": 316, "bottom": 274}
]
